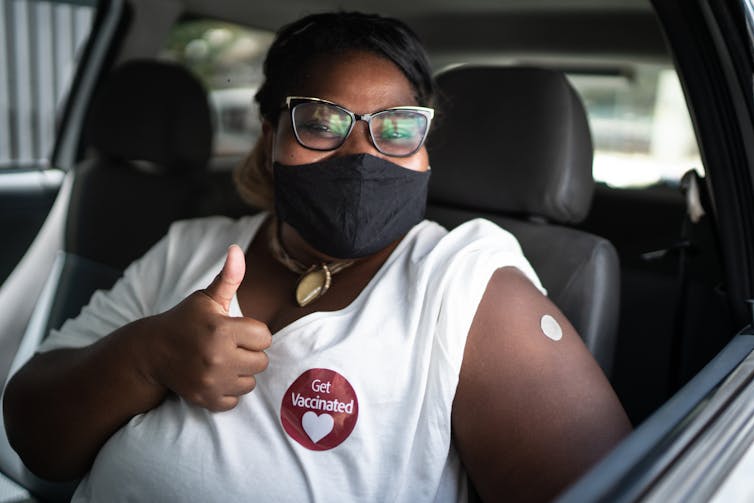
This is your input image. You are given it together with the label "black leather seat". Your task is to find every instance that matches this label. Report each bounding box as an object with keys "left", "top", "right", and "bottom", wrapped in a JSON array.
[
  {"left": 67, "top": 59, "right": 213, "bottom": 271},
  {"left": 47, "top": 58, "right": 217, "bottom": 340},
  {"left": 427, "top": 65, "right": 620, "bottom": 377}
]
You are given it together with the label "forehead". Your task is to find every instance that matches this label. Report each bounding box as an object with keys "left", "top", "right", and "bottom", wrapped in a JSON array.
[{"left": 294, "top": 51, "right": 418, "bottom": 113}]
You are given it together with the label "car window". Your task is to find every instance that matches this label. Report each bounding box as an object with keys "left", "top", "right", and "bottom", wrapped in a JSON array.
[
  {"left": 568, "top": 66, "right": 704, "bottom": 189},
  {"left": 435, "top": 59, "right": 703, "bottom": 189},
  {"left": 0, "top": 0, "right": 96, "bottom": 169},
  {"left": 160, "top": 19, "right": 704, "bottom": 190},
  {"left": 159, "top": 19, "right": 274, "bottom": 158}
]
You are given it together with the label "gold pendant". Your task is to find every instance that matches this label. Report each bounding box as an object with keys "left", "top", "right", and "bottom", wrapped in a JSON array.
[{"left": 295, "top": 264, "right": 332, "bottom": 307}]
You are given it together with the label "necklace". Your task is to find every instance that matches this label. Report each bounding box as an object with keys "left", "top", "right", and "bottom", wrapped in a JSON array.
[{"left": 267, "top": 219, "right": 354, "bottom": 307}]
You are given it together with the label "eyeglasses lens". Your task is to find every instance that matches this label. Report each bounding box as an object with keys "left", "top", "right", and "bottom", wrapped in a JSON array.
[
  {"left": 292, "top": 102, "right": 429, "bottom": 156},
  {"left": 371, "top": 110, "right": 428, "bottom": 156},
  {"left": 291, "top": 102, "right": 352, "bottom": 151}
]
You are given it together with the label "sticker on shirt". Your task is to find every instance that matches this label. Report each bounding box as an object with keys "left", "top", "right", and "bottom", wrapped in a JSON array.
[{"left": 280, "top": 368, "right": 359, "bottom": 451}]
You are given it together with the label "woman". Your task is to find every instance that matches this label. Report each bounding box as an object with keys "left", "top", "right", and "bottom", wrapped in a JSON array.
[{"left": 4, "top": 11, "right": 630, "bottom": 502}]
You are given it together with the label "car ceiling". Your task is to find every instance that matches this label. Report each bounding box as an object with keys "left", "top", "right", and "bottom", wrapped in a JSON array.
[
  {"left": 180, "top": 0, "right": 654, "bottom": 26},
  {"left": 122, "top": 0, "right": 669, "bottom": 69}
]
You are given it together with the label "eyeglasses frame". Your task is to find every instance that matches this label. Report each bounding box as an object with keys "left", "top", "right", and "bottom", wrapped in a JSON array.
[{"left": 284, "top": 96, "right": 435, "bottom": 157}]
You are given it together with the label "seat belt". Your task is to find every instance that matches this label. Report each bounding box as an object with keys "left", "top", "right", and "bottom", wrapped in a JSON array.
[
  {"left": 638, "top": 169, "right": 707, "bottom": 393},
  {"left": 668, "top": 169, "right": 707, "bottom": 392}
]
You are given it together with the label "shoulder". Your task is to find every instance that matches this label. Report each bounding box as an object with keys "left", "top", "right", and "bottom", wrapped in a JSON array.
[
  {"left": 459, "top": 266, "right": 608, "bottom": 404},
  {"left": 105, "top": 212, "right": 267, "bottom": 315},
  {"left": 156, "top": 213, "right": 266, "bottom": 268},
  {"left": 165, "top": 213, "right": 265, "bottom": 247},
  {"left": 400, "top": 219, "right": 545, "bottom": 376},
  {"left": 403, "top": 217, "right": 524, "bottom": 256},
  {"left": 423, "top": 217, "right": 521, "bottom": 251},
  {"left": 125, "top": 213, "right": 264, "bottom": 281},
  {"left": 445, "top": 217, "right": 521, "bottom": 244},
  {"left": 149, "top": 212, "right": 266, "bottom": 295},
  {"left": 418, "top": 218, "right": 545, "bottom": 294}
]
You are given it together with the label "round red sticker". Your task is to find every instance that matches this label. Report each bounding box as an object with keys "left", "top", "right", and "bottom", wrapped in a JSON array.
[{"left": 280, "top": 368, "right": 359, "bottom": 451}]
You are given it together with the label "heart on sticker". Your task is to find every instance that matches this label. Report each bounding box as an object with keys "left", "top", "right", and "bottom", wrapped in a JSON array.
[{"left": 302, "top": 411, "right": 334, "bottom": 444}]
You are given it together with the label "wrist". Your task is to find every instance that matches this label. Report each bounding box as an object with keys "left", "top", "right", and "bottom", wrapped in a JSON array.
[{"left": 120, "top": 316, "right": 169, "bottom": 400}]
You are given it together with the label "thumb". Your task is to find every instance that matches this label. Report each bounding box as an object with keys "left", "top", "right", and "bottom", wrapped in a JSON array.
[{"left": 205, "top": 244, "right": 246, "bottom": 312}]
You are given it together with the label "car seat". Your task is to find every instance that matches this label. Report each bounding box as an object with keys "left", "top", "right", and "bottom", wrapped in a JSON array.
[
  {"left": 67, "top": 59, "right": 213, "bottom": 271},
  {"left": 49, "top": 58, "right": 219, "bottom": 339},
  {"left": 0, "top": 59, "right": 215, "bottom": 501},
  {"left": 426, "top": 65, "right": 620, "bottom": 377}
]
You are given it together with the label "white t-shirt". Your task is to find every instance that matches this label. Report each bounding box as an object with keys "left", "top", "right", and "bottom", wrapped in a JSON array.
[{"left": 40, "top": 213, "right": 544, "bottom": 502}]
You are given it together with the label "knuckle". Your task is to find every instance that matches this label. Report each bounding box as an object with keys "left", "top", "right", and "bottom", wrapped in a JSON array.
[
  {"left": 187, "top": 391, "right": 206, "bottom": 406},
  {"left": 198, "top": 373, "right": 216, "bottom": 391},
  {"left": 248, "top": 320, "right": 272, "bottom": 343},
  {"left": 202, "top": 351, "right": 223, "bottom": 368},
  {"left": 218, "top": 396, "right": 239, "bottom": 411},
  {"left": 258, "top": 352, "right": 270, "bottom": 371},
  {"left": 206, "top": 402, "right": 224, "bottom": 413},
  {"left": 245, "top": 317, "right": 263, "bottom": 330},
  {"left": 261, "top": 331, "right": 273, "bottom": 348}
]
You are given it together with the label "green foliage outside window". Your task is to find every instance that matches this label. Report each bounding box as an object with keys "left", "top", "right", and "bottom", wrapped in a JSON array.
[{"left": 162, "top": 20, "right": 273, "bottom": 91}]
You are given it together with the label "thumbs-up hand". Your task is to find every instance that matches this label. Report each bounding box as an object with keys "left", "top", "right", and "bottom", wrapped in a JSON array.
[{"left": 145, "top": 245, "right": 272, "bottom": 412}]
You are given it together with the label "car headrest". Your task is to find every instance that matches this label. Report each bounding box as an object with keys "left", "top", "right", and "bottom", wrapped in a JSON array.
[
  {"left": 428, "top": 66, "right": 594, "bottom": 224},
  {"left": 85, "top": 59, "right": 212, "bottom": 173}
]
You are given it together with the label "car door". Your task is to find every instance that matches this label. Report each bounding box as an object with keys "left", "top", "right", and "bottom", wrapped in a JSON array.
[
  {"left": 558, "top": 0, "right": 754, "bottom": 499},
  {"left": 0, "top": 0, "right": 99, "bottom": 286},
  {"left": 566, "top": 64, "right": 734, "bottom": 424},
  {"left": 0, "top": 1, "right": 125, "bottom": 498}
]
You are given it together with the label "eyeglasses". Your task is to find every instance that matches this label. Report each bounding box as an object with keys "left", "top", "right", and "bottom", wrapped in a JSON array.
[{"left": 285, "top": 96, "right": 435, "bottom": 157}]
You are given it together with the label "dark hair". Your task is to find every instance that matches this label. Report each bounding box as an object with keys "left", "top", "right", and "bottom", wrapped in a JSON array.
[{"left": 255, "top": 11, "right": 436, "bottom": 122}]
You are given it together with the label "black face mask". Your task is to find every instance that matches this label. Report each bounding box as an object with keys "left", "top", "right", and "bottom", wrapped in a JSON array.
[{"left": 273, "top": 153, "right": 430, "bottom": 259}]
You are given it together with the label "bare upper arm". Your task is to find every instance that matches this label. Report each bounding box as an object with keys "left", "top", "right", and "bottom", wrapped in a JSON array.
[{"left": 452, "top": 266, "right": 631, "bottom": 503}]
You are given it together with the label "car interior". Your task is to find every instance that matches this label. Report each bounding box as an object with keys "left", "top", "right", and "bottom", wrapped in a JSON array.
[
  {"left": 0, "top": 0, "right": 749, "bottom": 500},
  {"left": 427, "top": 65, "right": 620, "bottom": 375}
]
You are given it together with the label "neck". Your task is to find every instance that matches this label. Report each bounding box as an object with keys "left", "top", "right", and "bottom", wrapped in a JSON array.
[
  {"left": 278, "top": 220, "right": 342, "bottom": 265},
  {"left": 275, "top": 217, "right": 401, "bottom": 270}
]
